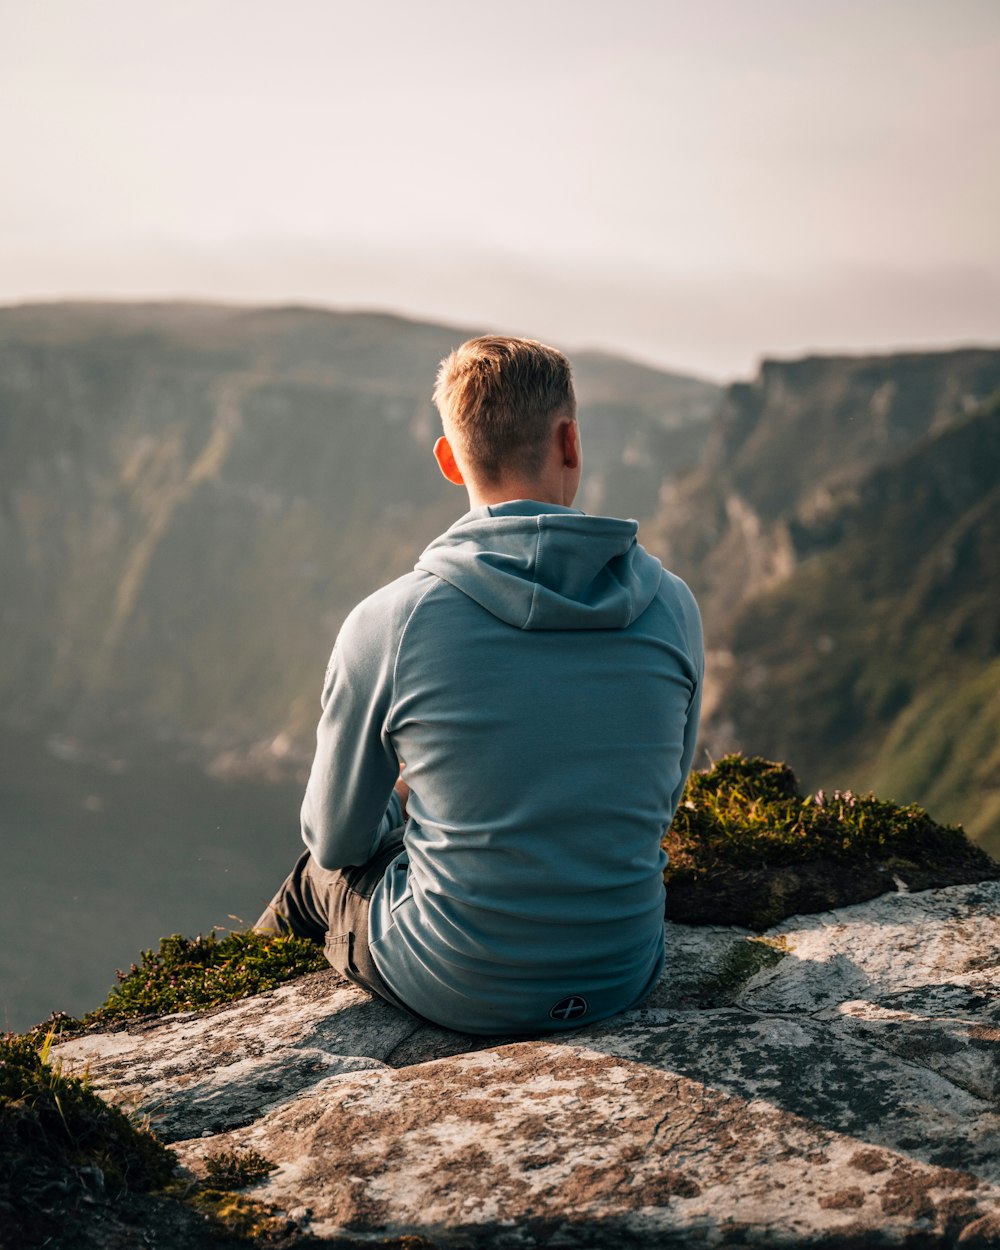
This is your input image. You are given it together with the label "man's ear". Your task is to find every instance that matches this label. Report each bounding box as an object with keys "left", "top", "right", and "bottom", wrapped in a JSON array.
[
  {"left": 559, "top": 418, "right": 581, "bottom": 470},
  {"left": 433, "top": 435, "right": 465, "bottom": 486}
]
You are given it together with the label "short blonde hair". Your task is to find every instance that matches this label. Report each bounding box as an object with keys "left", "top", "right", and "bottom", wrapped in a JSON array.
[{"left": 432, "top": 336, "right": 575, "bottom": 484}]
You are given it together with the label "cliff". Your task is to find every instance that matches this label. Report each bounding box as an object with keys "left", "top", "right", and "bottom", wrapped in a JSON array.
[
  {"left": 646, "top": 349, "right": 1000, "bottom": 848},
  {"left": 45, "top": 881, "right": 1000, "bottom": 1248}
]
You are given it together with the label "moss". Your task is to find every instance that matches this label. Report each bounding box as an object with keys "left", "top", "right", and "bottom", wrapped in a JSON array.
[
  {"left": 0, "top": 1030, "right": 175, "bottom": 1246},
  {"left": 664, "top": 754, "right": 1000, "bottom": 929},
  {"left": 667, "top": 753, "right": 970, "bottom": 870},
  {"left": 182, "top": 1187, "right": 289, "bottom": 1241},
  {"left": 45, "top": 930, "right": 328, "bottom": 1035},
  {"left": 176, "top": 1172, "right": 441, "bottom": 1244},
  {"left": 712, "top": 937, "right": 789, "bottom": 992}
]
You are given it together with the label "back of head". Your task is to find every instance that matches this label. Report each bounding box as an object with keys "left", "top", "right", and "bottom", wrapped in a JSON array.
[{"left": 432, "top": 336, "right": 575, "bottom": 486}]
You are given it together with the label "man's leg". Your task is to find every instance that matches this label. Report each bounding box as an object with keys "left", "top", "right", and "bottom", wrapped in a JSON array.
[
  {"left": 254, "top": 836, "right": 424, "bottom": 1021},
  {"left": 253, "top": 849, "right": 331, "bottom": 941}
]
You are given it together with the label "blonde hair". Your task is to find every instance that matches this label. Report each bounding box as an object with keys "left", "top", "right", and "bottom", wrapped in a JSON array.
[{"left": 432, "top": 336, "right": 575, "bottom": 484}]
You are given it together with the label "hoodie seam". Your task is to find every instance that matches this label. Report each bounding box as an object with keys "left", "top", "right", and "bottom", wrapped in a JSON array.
[
  {"left": 386, "top": 577, "right": 442, "bottom": 733},
  {"left": 523, "top": 518, "right": 544, "bottom": 630}
]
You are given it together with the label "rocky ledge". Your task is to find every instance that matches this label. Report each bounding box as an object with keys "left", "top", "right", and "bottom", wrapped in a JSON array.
[{"left": 54, "top": 881, "right": 1000, "bottom": 1247}]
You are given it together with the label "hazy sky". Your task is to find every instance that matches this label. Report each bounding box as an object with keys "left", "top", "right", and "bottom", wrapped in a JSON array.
[{"left": 3, "top": 0, "right": 998, "bottom": 378}]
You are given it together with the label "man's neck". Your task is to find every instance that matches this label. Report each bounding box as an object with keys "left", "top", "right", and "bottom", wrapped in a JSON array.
[
  {"left": 465, "top": 475, "right": 575, "bottom": 512},
  {"left": 466, "top": 488, "right": 551, "bottom": 510}
]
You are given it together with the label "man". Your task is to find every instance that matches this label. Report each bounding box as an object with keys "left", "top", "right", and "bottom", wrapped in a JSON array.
[{"left": 256, "top": 336, "right": 703, "bottom": 1034}]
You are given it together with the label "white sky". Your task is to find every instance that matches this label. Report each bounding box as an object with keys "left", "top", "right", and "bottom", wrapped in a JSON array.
[{"left": 2, "top": 0, "right": 998, "bottom": 378}]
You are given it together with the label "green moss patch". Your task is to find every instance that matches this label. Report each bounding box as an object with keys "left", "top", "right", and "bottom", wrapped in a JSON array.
[
  {"left": 712, "top": 937, "right": 790, "bottom": 992},
  {"left": 664, "top": 754, "right": 1000, "bottom": 929},
  {"left": 47, "top": 930, "right": 328, "bottom": 1035},
  {"left": 182, "top": 1186, "right": 290, "bottom": 1241}
]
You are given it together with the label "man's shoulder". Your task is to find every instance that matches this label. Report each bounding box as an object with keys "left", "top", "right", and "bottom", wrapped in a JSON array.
[
  {"left": 656, "top": 564, "right": 700, "bottom": 614},
  {"left": 341, "top": 568, "right": 442, "bottom": 641}
]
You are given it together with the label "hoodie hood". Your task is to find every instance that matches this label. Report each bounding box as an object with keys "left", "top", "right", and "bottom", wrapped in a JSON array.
[{"left": 415, "top": 500, "right": 663, "bottom": 630}]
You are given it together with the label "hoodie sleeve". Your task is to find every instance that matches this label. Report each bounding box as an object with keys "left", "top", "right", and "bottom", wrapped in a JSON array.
[{"left": 299, "top": 600, "right": 402, "bottom": 870}]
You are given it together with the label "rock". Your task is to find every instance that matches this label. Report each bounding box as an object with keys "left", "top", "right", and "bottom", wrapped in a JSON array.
[{"left": 54, "top": 882, "right": 1000, "bottom": 1247}]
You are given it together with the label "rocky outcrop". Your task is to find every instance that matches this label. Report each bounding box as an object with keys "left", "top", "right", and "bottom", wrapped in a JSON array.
[{"left": 54, "top": 881, "right": 1000, "bottom": 1247}]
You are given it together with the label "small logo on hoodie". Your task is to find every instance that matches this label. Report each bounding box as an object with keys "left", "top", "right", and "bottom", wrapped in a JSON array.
[{"left": 549, "top": 996, "right": 588, "bottom": 1022}]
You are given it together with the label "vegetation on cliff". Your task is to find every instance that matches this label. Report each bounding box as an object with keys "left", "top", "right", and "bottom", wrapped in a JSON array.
[
  {"left": 1, "top": 939, "right": 321, "bottom": 1247},
  {"left": 55, "top": 930, "right": 328, "bottom": 1033},
  {"left": 0, "top": 1031, "right": 173, "bottom": 1247},
  {"left": 663, "top": 754, "right": 999, "bottom": 929},
  {"left": 719, "top": 395, "right": 1000, "bottom": 851}
]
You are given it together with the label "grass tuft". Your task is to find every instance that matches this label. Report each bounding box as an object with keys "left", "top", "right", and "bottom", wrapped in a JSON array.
[
  {"left": 182, "top": 1186, "right": 289, "bottom": 1240},
  {"left": 203, "top": 1146, "right": 278, "bottom": 1190},
  {"left": 0, "top": 1030, "right": 174, "bottom": 1243}
]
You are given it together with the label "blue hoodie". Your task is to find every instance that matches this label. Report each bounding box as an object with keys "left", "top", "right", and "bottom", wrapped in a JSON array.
[{"left": 300, "top": 500, "right": 703, "bottom": 1034}]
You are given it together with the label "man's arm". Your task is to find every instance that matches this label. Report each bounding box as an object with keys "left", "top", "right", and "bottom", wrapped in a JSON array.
[
  {"left": 670, "top": 675, "right": 703, "bottom": 816},
  {"left": 668, "top": 579, "right": 705, "bottom": 816},
  {"left": 300, "top": 605, "right": 402, "bottom": 870}
]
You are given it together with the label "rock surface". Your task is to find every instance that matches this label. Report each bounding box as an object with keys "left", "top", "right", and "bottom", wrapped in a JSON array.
[{"left": 55, "top": 882, "right": 1000, "bottom": 1247}]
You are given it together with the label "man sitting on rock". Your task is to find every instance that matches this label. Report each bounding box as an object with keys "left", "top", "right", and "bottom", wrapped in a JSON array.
[{"left": 256, "top": 336, "right": 704, "bottom": 1034}]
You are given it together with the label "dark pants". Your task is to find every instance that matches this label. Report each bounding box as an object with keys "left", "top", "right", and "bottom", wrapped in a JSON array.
[{"left": 254, "top": 833, "right": 425, "bottom": 1021}]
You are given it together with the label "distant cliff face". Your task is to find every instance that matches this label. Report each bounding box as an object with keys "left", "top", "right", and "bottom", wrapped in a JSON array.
[
  {"left": 0, "top": 302, "right": 717, "bottom": 771},
  {"left": 5, "top": 302, "right": 998, "bottom": 848},
  {"left": 647, "top": 348, "right": 1000, "bottom": 850}
]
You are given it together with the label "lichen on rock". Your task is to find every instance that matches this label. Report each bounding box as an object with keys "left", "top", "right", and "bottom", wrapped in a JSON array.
[{"left": 47, "top": 880, "right": 1000, "bottom": 1247}]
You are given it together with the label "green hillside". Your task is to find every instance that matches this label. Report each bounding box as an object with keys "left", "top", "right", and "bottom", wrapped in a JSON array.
[{"left": 719, "top": 402, "right": 1000, "bottom": 851}]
